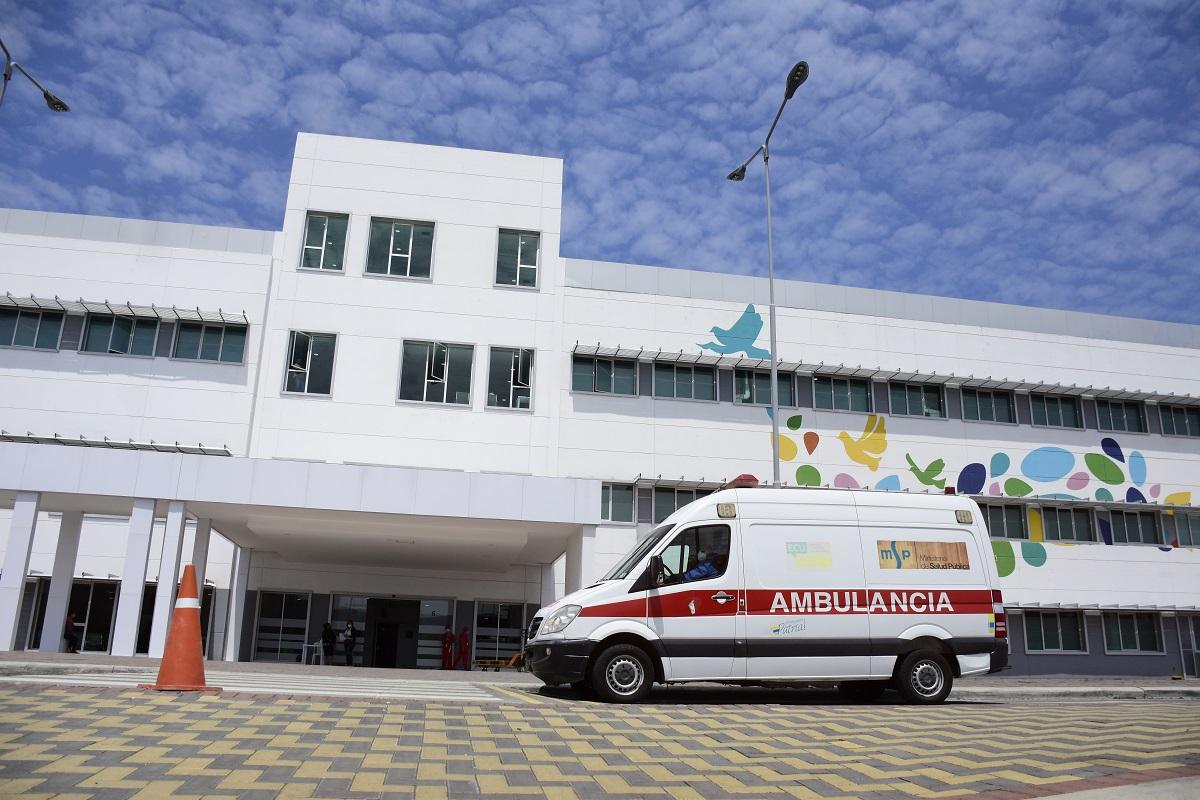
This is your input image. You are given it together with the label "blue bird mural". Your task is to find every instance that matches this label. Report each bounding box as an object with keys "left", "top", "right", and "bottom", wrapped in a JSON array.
[{"left": 698, "top": 304, "right": 771, "bottom": 358}]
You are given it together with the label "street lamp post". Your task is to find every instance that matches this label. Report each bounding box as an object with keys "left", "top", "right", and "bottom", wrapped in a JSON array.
[
  {"left": 0, "top": 36, "right": 70, "bottom": 112},
  {"left": 727, "top": 60, "right": 808, "bottom": 487}
]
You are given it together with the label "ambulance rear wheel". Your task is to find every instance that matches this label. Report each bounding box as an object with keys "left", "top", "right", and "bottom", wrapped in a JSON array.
[
  {"left": 591, "top": 644, "right": 652, "bottom": 703},
  {"left": 895, "top": 651, "right": 953, "bottom": 704}
]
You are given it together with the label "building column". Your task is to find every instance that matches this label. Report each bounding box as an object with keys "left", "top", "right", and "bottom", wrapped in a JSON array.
[
  {"left": 540, "top": 562, "right": 557, "bottom": 608},
  {"left": 148, "top": 501, "right": 186, "bottom": 659},
  {"left": 39, "top": 510, "right": 83, "bottom": 653},
  {"left": 191, "top": 518, "right": 211, "bottom": 591},
  {"left": 110, "top": 498, "right": 155, "bottom": 656},
  {"left": 564, "top": 526, "right": 596, "bottom": 595},
  {"left": 0, "top": 492, "right": 41, "bottom": 651},
  {"left": 223, "top": 546, "right": 252, "bottom": 662}
]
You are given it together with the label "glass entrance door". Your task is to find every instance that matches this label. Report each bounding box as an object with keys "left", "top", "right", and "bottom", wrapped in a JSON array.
[
  {"left": 1184, "top": 615, "right": 1200, "bottom": 678},
  {"left": 474, "top": 602, "right": 526, "bottom": 667},
  {"left": 254, "top": 591, "right": 310, "bottom": 662},
  {"left": 66, "top": 581, "right": 118, "bottom": 653}
]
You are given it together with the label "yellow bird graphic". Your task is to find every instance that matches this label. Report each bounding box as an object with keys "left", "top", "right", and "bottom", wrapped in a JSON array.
[{"left": 837, "top": 414, "right": 888, "bottom": 472}]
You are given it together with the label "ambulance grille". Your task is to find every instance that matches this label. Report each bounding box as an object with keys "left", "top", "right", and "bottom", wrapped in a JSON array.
[{"left": 528, "top": 616, "right": 542, "bottom": 639}]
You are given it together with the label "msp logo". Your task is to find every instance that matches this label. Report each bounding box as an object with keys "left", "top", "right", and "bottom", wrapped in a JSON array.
[
  {"left": 770, "top": 620, "right": 807, "bottom": 636},
  {"left": 878, "top": 540, "right": 970, "bottom": 570},
  {"left": 786, "top": 541, "right": 832, "bottom": 569}
]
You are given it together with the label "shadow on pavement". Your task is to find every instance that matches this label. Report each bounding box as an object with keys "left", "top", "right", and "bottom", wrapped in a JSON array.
[{"left": 531, "top": 684, "right": 991, "bottom": 706}]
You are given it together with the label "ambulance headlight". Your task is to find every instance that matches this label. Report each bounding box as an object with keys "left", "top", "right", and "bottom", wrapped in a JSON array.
[{"left": 539, "top": 605, "right": 582, "bottom": 635}]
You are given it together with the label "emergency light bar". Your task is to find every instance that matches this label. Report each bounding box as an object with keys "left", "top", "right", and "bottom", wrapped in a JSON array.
[{"left": 722, "top": 474, "right": 760, "bottom": 490}]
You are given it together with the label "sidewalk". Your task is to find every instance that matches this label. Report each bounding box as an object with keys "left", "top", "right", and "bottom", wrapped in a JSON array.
[{"left": 2, "top": 651, "right": 1197, "bottom": 700}]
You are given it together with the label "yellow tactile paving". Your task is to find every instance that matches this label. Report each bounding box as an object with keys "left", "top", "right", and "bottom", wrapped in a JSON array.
[{"left": 0, "top": 686, "right": 1198, "bottom": 799}]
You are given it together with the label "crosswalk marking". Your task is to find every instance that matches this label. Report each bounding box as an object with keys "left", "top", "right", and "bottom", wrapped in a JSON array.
[{"left": 0, "top": 670, "right": 505, "bottom": 703}]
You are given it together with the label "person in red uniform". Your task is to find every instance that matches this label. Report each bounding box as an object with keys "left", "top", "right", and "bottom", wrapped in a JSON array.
[
  {"left": 440, "top": 625, "right": 455, "bottom": 669},
  {"left": 457, "top": 625, "right": 471, "bottom": 670}
]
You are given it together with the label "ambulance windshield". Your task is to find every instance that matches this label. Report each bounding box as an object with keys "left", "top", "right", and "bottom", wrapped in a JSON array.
[{"left": 600, "top": 523, "right": 674, "bottom": 580}]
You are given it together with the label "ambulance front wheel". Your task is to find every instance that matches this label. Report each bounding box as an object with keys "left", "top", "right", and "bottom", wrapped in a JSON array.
[
  {"left": 895, "top": 650, "right": 953, "bottom": 704},
  {"left": 591, "top": 644, "right": 653, "bottom": 703}
]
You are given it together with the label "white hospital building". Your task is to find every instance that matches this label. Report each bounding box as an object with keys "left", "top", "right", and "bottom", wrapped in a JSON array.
[{"left": 1, "top": 133, "right": 1197, "bottom": 676}]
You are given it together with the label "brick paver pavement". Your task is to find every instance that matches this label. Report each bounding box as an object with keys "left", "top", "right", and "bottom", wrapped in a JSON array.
[{"left": 0, "top": 685, "right": 1197, "bottom": 799}]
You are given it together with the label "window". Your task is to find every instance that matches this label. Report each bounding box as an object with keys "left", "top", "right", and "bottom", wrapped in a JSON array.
[
  {"left": 981, "top": 503, "right": 1026, "bottom": 539},
  {"left": 1030, "top": 393, "right": 1082, "bottom": 429},
  {"left": 81, "top": 314, "right": 158, "bottom": 356},
  {"left": 654, "top": 363, "right": 716, "bottom": 401},
  {"left": 813, "top": 375, "right": 871, "bottom": 412},
  {"left": 653, "top": 487, "right": 707, "bottom": 524},
  {"left": 890, "top": 382, "right": 945, "bottom": 418},
  {"left": 735, "top": 370, "right": 794, "bottom": 405},
  {"left": 1109, "top": 510, "right": 1160, "bottom": 545},
  {"left": 1173, "top": 512, "right": 1199, "bottom": 547},
  {"left": 1103, "top": 612, "right": 1162, "bottom": 653},
  {"left": 300, "top": 212, "right": 348, "bottom": 271},
  {"left": 1160, "top": 405, "right": 1200, "bottom": 438},
  {"left": 487, "top": 347, "right": 533, "bottom": 409},
  {"left": 600, "top": 483, "right": 635, "bottom": 523},
  {"left": 495, "top": 229, "right": 539, "bottom": 287},
  {"left": 658, "top": 524, "right": 731, "bottom": 586},
  {"left": 399, "top": 340, "right": 474, "bottom": 405},
  {"left": 962, "top": 388, "right": 1014, "bottom": 423},
  {"left": 284, "top": 331, "right": 336, "bottom": 395},
  {"left": 1096, "top": 399, "right": 1145, "bottom": 433},
  {"left": 366, "top": 218, "right": 434, "bottom": 278},
  {"left": 173, "top": 322, "right": 247, "bottom": 363},
  {"left": 571, "top": 355, "right": 636, "bottom": 395},
  {"left": 0, "top": 308, "right": 63, "bottom": 350},
  {"left": 1025, "top": 611, "right": 1086, "bottom": 653},
  {"left": 1042, "top": 507, "right": 1093, "bottom": 542}
]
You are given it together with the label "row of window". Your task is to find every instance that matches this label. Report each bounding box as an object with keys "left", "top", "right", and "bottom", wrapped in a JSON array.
[
  {"left": 1, "top": 308, "right": 247, "bottom": 364},
  {"left": 572, "top": 355, "right": 1198, "bottom": 437},
  {"left": 285, "top": 331, "right": 533, "bottom": 409},
  {"left": 600, "top": 489, "right": 1197, "bottom": 548},
  {"left": 981, "top": 503, "right": 1197, "bottom": 547},
  {"left": 1024, "top": 611, "right": 1164, "bottom": 654},
  {"left": 301, "top": 211, "right": 541, "bottom": 288}
]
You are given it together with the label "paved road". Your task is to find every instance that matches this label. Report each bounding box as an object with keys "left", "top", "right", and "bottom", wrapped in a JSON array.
[{"left": 1, "top": 685, "right": 1197, "bottom": 800}]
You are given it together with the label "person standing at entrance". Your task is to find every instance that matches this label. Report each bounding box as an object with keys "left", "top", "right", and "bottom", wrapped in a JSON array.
[
  {"left": 343, "top": 621, "right": 357, "bottom": 667},
  {"left": 457, "top": 625, "right": 471, "bottom": 670},
  {"left": 321, "top": 622, "right": 335, "bottom": 665},
  {"left": 63, "top": 612, "right": 79, "bottom": 653},
  {"left": 441, "top": 625, "right": 455, "bottom": 669}
]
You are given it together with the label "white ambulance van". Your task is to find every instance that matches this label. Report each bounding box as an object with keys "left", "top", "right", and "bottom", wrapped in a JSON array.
[{"left": 525, "top": 477, "right": 1008, "bottom": 704}]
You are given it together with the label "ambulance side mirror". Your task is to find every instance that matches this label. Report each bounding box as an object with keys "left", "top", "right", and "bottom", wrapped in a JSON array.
[{"left": 649, "top": 555, "right": 665, "bottom": 587}]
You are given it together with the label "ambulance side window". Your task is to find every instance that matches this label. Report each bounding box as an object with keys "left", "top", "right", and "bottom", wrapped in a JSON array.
[{"left": 659, "top": 524, "right": 731, "bottom": 585}]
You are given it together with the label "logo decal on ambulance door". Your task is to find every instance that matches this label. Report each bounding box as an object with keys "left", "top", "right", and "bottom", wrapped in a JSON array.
[
  {"left": 878, "top": 540, "right": 970, "bottom": 570},
  {"left": 786, "top": 541, "right": 832, "bottom": 569}
]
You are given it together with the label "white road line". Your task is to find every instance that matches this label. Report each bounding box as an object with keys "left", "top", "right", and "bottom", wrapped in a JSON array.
[{"left": 0, "top": 672, "right": 502, "bottom": 702}]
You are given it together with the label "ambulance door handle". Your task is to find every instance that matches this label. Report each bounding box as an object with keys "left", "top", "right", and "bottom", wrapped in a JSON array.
[{"left": 711, "top": 591, "right": 735, "bottom": 605}]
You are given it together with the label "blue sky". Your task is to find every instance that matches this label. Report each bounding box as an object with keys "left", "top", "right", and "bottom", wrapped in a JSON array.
[{"left": 2, "top": 0, "right": 1198, "bottom": 323}]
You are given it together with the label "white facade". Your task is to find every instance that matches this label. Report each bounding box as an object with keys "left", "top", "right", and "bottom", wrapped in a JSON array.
[{"left": 1, "top": 132, "right": 1198, "bottom": 675}]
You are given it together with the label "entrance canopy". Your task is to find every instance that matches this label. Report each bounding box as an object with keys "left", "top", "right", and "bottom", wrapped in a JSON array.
[{"left": 0, "top": 442, "right": 600, "bottom": 572}]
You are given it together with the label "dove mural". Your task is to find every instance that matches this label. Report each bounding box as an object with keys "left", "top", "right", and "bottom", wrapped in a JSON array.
[
  {"left": 905, "top": 454, "right": 947, "bottom": 491},
  {"left": 697, "top": 304, "right": 771, "bottom": 358},
  {"left": 836, "top": 415, "right": 888, "bottom": 471}
]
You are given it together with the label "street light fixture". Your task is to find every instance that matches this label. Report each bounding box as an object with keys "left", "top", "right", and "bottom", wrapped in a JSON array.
[
  {"left": 727, "top": 59, "right": 809, "bottom": 487},
  {"left": 0, "top": 36, "right": 70, "bottom": 112}
]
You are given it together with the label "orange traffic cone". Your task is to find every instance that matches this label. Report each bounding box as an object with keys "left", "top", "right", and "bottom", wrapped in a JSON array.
[{"left": 139, "top": 564, "right": 220, "bottom": 692}]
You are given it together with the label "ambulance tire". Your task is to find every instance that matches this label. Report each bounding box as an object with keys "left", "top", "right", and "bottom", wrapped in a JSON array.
[
  {"left": 895, "top": 650, "right": 954, "bottom": 704},
  {"left": 837, "top": 680, "right": 887, "bottom": 702},
  {"left": 591, "top": 644, "right": 653, "bottom": 703}
]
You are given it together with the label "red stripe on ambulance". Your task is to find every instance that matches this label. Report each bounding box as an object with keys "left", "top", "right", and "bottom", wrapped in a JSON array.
[{"left": 749, "top": 588, "right": 991, "bottom": 615}]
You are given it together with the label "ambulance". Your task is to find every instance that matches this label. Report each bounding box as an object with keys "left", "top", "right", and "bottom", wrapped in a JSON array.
[{"left": 525, "top": 476, "right": 1008, "bottom": 703}]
